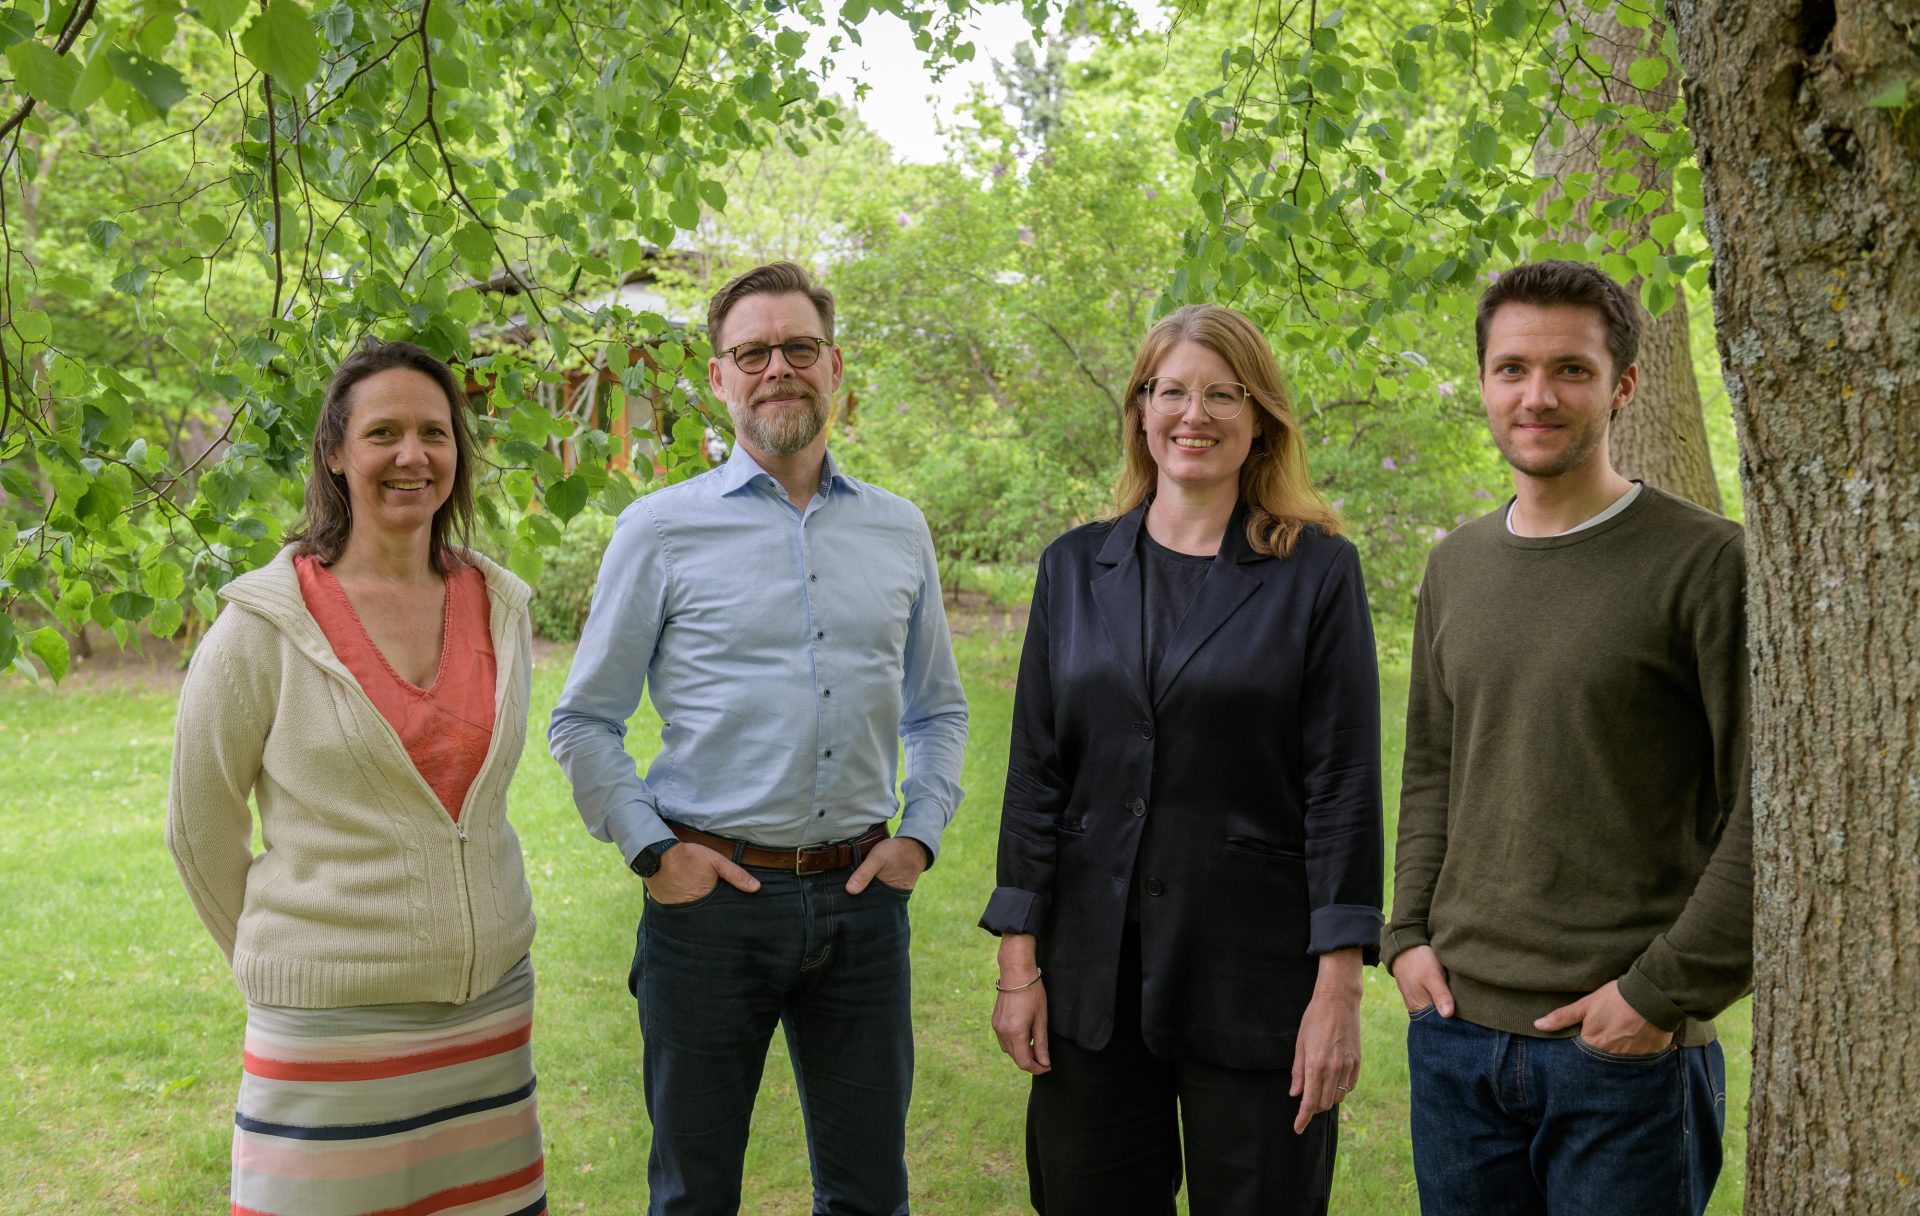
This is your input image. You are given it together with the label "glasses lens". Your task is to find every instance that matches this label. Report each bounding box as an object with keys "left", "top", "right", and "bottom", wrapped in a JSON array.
[
  {"left": 1146, "top": 378, "right": 1191, "bottom": 414},
  {"left": 1203, "top": 382, "right": 1247, "bottom": 419},
  {"left": 733, "top": 344, "right": 772, "bottom": 374},
  {"left": 780, "top": 340, "right": 821, "bottom": 369}
]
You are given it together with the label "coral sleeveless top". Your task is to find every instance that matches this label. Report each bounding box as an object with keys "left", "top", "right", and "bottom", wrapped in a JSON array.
[{"left": 295, "top": 556, "right": 496, "bottom": 821}]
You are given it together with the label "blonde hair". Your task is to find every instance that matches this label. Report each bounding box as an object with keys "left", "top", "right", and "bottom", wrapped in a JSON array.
[{"left": 1111, "top": 305, "right": 1340, "bottom": 558}]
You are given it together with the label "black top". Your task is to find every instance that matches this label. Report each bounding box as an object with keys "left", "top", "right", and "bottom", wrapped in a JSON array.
[
  {"left": 1131, "top": 525, "right": 1214, "bottom": 921},
  {"left": 980, "top": 503, "right": 1385, "bottom": 1067}
]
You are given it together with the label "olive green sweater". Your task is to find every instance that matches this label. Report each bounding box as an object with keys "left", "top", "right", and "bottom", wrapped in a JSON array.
[{"left": 1383, "top": 486, "right": 1752, "bottom": 1046}]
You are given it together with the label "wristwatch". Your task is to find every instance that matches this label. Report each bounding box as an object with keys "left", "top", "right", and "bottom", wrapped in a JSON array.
[{"left": 629, "top": 838, "right": 678, "bottom": 878}]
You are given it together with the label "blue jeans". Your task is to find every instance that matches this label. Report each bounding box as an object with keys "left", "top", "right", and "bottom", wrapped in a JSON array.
[
  {"left": 630, "top": 865, "right": 915, "bottom": 1216},
  {"left": 1407, "top": 1009, "right": 1726, "bottom": 1216}
]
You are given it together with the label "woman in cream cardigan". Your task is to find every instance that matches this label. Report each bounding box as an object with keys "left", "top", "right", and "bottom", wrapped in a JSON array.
[{"left": 167, "top": 340, "right": 545, "bottom": 1215}]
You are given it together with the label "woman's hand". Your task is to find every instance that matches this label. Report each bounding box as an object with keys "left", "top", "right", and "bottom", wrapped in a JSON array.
[
  {"left": 991, "top": 933, "right": 1052, "bottom": 1074},
  {"left": 1290, "top": 947, "right": 1363, "bottom": 1133}
]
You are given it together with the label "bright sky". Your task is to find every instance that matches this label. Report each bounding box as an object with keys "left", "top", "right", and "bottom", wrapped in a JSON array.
[
  {"left": 812, "top": 3, "right": 1041, "bottom": 163},
  {"left": 811, "top": 1, "right": 1163, "bottom": 164}
]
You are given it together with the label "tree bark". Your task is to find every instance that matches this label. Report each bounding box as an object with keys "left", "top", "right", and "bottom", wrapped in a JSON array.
[
  {"left": 1536, "top": 9, "right": 1722, "bottom": 511},
  {"left": 1672, "top": 2, "right": 1920, "bottom": 1212}
]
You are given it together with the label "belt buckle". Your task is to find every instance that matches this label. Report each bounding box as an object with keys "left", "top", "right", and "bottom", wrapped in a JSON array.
[{"left": 794, "top": 841, "right": 836, "bottom": 875}]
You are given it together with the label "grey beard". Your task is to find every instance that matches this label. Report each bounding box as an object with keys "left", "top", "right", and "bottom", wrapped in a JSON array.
[{"left": 735, "top": 387, "right": 828, "bottom": 457}]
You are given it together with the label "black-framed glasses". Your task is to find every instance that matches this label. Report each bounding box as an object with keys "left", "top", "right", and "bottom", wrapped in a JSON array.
[
  {"left": 718, "top": 337, "right": 833, "bottom": 375},
  {"left": 1141, "top": 377, "right": 1249, "bottom": 420}
]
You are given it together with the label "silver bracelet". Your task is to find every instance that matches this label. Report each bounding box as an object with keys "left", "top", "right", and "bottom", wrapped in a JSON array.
[{"left": 995, "top": 968, "right": 1043, "bottom": 993}]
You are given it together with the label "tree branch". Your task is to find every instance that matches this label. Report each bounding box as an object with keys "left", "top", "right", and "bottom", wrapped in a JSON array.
[{"left": 0, "top": 0, "right": 99, "bottom": 142}]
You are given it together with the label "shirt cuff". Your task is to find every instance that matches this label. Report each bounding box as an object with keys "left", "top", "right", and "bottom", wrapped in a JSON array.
[
  {"left": 1309, "top": 904, "right": 1385, "bottom": 964},
  {"left": 608, "top": 799, "right": 672, "bottom": 869},
  {"left": 979, "top": 886, "right": 1050, "bottom": 937},
  {"left": 896, "top": 799, "right": 951, "bottom": 863},
  {"left": 1618, "top": 960, "right": 1688, "bottom": 1032}
]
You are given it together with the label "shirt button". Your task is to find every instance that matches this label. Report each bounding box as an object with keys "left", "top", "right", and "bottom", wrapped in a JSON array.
[
  {"left": 816, "top": 630, "right": 825, "bottom": 639},
  {"left": 823, "top": 689, "right": 831, "bottom": 698},
  {"left": 1145, "top": 879, "right": 1165, "bottom": 897},
  {"left": 823, "top": 749, "right": 833, "bottom": 758},
  {"left": 817, "top": 809, "right": 826, "bottom": 817},
  {"left": 1129, "top": 797, "right": 1146, "bottom": 817},
  {"left": 809, "top": 574, "right": 818, "bottom": 582}
]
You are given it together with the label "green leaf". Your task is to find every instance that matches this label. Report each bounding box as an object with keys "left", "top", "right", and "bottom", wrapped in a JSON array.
[
  {"left": 29, "top": 626, "right": 69, "bottom": 680},
  {"left": 507, "top": 539, "right": 544, "bottom": 584},
  {"left": 1640, "top": 278, "right": 1676, "bottom": 317},
  {"left": 194, "top": 0, "right": 252, "bottom": 34},
  {"left": 668, "top": 194, "right": 700, "bottom": 230},
  {"left": 67, "top": 39, "right": 112, "bottom": 110},
  {"left": 1867, "top": 79, "right": 1909, "bottom": 109},
  {"left": 698, "top": 180, "right": 728, "bottom": 213},
  {"left": 7, "top": 40, "right": 80, "bottom": 108},
  {"left": 1627, "top": 57, "right": 1670, "bottom": 90},
  {"left": 12, "top": 310, "right": 50, "bottom": 343},
  {"left": 545, "top": 475, "right": 588, "bottom": 522},
  {"left": 143, "top": 559, "right": 185, "bottom": 601},
  {"left": 1649, "top": 212, "right": 1687, "bottom": 245},
  {"left": 775, "top": 28, "right": 804, "bottom": 57},
  {"left": 0, "top": 8, "right": 36, "bottom": 47},
  {"left": 0, "top": 615, "right": 14, "bottom": 671},
  {"left": 450, "top": 223, "right": 493, "bottom": 270},
  {"left": 1468, "top": 122, "right": 1499, "bottom": 170},
  {"left": 1488, "top": 0, "right": 1530, "bottom": 39},
  {"left": 240, "top": 0, "right": 323, "bottom": 86},
  {"left": 107, "top": 590, "right": 155, "bottom": 620},
  {"left": 151, "top": 599, "right": 185, "bottom": 638},
  {"left": 105, "top": 48, "right": 189, "bottom": 115},
  {"left": 85, "top": 218, "right": 121, "bottom": 252}
]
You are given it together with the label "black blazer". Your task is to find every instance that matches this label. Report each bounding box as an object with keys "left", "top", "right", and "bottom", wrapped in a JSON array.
[{"left": 981, "top": 504, "right": 1384, "bottom": 1069}]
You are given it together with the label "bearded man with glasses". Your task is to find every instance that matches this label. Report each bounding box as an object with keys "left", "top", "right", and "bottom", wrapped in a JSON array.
[{"left": 550, "top": 261, "right": 969, "bottom": 1215}]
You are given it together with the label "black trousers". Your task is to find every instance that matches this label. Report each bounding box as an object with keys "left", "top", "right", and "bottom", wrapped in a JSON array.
[{"left": 1025, "top": 923, "right": 1338, "bottom": 1216}]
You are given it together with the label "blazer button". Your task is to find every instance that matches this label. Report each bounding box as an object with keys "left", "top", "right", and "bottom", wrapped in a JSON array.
[
  {"left": 1145, "top": 878, "right": 1165, "bottom": 897},
  {"left": 1128, "top": 797, "right": 1146, "bottom": 817},
  {"left": 1139, "top": 721, "right": 1153, "bottom": 740}
]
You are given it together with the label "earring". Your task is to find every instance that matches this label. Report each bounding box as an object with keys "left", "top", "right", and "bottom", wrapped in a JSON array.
[{"left": 329, "top": 467, "right": 342, "bottom": 475}]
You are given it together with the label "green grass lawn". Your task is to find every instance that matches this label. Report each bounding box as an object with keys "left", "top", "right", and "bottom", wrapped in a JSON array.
[{"left": 0, "top": 623, "right": 1750, "bottom": 1213}]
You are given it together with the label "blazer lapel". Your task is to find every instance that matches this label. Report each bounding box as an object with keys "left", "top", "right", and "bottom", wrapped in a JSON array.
[
  {"left": 1090, "top": 505, "right": 1152, "bottom": 719},
  {"left": 1151, "top": 507, "right": 1262, "bottom": 706}
]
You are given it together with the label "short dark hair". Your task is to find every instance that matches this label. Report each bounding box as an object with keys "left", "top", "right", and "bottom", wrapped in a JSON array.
[
  {"left": 1475, "top": 260, "right": 1641, "bottom": 381},
  {"left": 707, "top": 261, "right": 836, "bottom": 349},
  {"left": 285, "top": 340, "right": 477, "bottom": 575}
]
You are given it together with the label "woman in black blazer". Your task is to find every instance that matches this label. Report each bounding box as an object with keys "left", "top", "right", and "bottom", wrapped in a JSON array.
[{"left": 981, "top": 304, "right": 1384, "bottom": 1215}]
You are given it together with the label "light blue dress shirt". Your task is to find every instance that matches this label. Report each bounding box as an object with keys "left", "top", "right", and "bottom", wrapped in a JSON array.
[{"left": 548, "top": 444, "right": 969, "bottom": 864}]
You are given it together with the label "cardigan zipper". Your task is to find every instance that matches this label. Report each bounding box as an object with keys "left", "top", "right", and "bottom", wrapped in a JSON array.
[{"left": 453, "top": 816, "right": 480, "bottom": 1001}]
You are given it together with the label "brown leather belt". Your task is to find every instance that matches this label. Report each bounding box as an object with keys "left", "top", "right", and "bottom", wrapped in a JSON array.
[{"left": 666, "top": 821, "right": 889, "bottom": 875}]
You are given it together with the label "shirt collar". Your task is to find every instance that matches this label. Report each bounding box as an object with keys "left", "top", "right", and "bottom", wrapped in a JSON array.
[{"left": 717, "top": 442, "right": 863, "bottom": 499}]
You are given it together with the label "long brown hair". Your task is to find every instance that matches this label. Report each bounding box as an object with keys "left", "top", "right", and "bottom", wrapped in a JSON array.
[
  {"left": 1112, "top": 305, "right": 1340, "bottom": 558},
  {"left": 284, "top": 340, "right": 477, "bottom": 574}
]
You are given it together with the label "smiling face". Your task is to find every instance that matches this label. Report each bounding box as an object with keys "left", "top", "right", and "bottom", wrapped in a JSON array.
[
  {"left": 328, "top": 367, "right": 458, "bottom": 542},
  {"left": 708, "top": 291, "right": 843, "bottom": 462},
  {"left": 1140, "top": 339, "right": 1257, "bottom": 498},
  {"left": 1479, "top": 302, "right": 1637, "bottom": 482}
]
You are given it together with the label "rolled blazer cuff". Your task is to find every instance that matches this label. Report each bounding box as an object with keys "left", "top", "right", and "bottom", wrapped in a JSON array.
[
  {"left": 979, "top": 886, "right": 1050, "bottom": 937},
  {"left": 1310, "top": 903, "right": 1384, "bottom": 963}
]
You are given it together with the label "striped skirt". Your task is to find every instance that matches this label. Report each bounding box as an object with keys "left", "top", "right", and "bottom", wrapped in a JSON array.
[{"left": 231, "top": 955, "right": 546, "bottom": 1216}]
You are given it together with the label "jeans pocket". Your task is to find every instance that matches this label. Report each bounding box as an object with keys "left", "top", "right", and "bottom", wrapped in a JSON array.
[
  {"left": 1408, "top": 1002, "right": 1437, "bottom": 1021},
  {"left": 646, "top": 878, "right": 725, "bottom": 910},
  {"left": 1573, "top": 1036, "right": 1673, "bottom": 1064},
  {"left": 874, "top": 877, "right": 915, "bottom": 897}
]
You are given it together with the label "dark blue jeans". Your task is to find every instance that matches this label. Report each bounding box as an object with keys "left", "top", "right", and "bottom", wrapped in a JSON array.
[
  {"left": 1407, "top": 1008, "right": 1726, "bottom": 1216},
  {"left": 629, "top": 865, "right": 915, "bottom": 1216}
]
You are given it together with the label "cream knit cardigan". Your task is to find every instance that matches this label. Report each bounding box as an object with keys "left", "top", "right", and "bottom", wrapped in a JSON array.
[{"left": 166, "top": 546, "right": 538, "bottom": 1008}]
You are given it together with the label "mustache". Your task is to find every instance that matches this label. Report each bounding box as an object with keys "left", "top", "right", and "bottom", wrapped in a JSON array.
[{"left": 747, "top": 379, "right": 823, "bottom": 408}]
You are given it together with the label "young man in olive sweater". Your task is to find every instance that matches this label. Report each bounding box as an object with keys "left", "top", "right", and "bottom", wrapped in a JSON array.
[{"left": 1384, "top": 261, "right": 1751, "bottom": 1216}]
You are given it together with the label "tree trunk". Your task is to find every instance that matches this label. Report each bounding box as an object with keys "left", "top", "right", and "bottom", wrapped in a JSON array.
[
  {"left": 1672, "top": 2, "right": 1920, "bottom": 1212},
  {"left": 1536, "top": 10, "right": 1722, "bottom": 511}
]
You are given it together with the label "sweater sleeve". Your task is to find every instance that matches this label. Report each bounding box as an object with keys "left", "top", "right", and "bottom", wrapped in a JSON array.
[
  {"left": 1383, "top": 549, "right": 1451, "bottom": 975},
  {"left": 164, "top": 610, "right": 273, "bottom": 962},
  {"left": 979, "top": 550, "right": 1066, "bottom": 937},
  {"left": 1299, "top": 540, "right": 1385, "bottom": 960},
  {"left": 1618, "top": 533, "right": 1754, "bottom": 1029}
]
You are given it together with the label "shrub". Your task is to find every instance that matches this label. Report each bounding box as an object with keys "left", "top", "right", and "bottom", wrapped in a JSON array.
[{"left": 527, "top": 512, "right": 618, "bottom": 642}]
